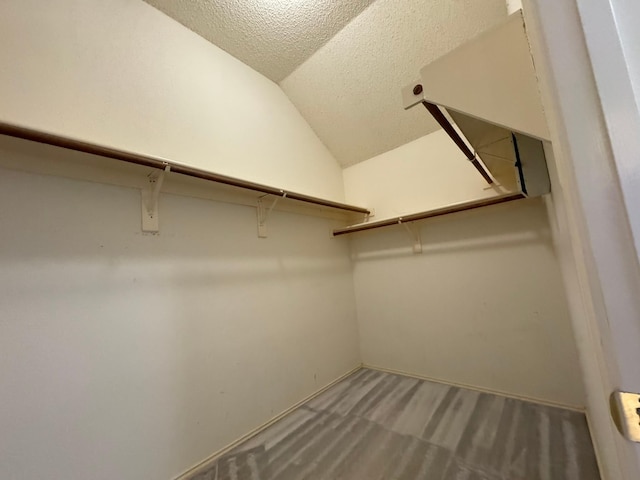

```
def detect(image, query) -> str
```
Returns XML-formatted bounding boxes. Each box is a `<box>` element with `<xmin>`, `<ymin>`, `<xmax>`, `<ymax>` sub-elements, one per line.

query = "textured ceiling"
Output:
<box><xmin>142</xmin><ymin>0</ymin><xmax>376</xmax><ymax>82</ymax></box>
<box><xmin>280</xmin><ymin>0</ymin><xmax>508</xmax><ymax>166</ymax></box>
<box><xmin>144</xmin><ymin>0</ymin><xmax>507</xmax><ymax>167</ymax></box>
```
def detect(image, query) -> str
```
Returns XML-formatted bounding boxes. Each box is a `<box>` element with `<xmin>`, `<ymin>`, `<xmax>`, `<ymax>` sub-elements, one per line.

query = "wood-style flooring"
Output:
<box><xmin>190</xmin><ymin>368</ymin><xmax>600</xmax><ymax>480</ymax></box>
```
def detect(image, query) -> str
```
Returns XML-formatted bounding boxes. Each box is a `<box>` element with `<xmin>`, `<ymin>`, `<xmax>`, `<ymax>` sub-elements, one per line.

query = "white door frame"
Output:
<box><xmin>576</xmin><ymin>0</ymin><xmax>640</xmax><ymax>266</ymax></box>
<box><xmin>524</xmin><ymin>0</ymin><xmax>640</xmax><ymax>478</ymax></box>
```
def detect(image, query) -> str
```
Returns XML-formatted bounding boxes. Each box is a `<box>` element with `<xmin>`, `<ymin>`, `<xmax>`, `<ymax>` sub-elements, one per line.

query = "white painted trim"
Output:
<box><xmin>522</xmin><ymin>0</ymin><xmax>640</xmax><ymax>477</ymax></box>
<box><xmin>364</xmin><ymin>364</ymin><xmax>585</xmax><ymax>412</ymax></box>
<box><xmin>576</xmin><ymin>0</ymin><xmax>640</xmax><ymax>264</ymax></box>
<box><xmin>173</xmin><ymin>365</ymin><xmax>363</xmax><ymax>480</ymax></box>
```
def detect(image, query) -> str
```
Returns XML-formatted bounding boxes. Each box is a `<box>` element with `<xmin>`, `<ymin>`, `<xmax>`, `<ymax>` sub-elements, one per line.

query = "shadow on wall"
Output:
<box><xmin>350</xmin><ymin>198</ymin><xmax>555</xmax><ymax>261</ymax></box>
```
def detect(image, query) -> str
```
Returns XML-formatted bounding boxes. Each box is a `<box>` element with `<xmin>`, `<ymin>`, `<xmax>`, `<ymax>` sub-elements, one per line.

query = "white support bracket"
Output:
<box><xmin>401</xmin><ymin>79</ymin><xmax>426</xmax><ymax>110</ymax></box>
<box><xmin>399</xmin><ymin>219</ymin><xmax>422</xmax><ymax>254</ymax></box>
<box><xmin>141</xmin><ymin>164</ymin><xmax>170</xmax><ymax>233</ymax></box>
<box><xmin>363</xmin><ymin>208</ymin><xmax>375</xmax><ymax>223</ymax></box>
<box><xmin>257</xmin><ymin>192</ymin><xmax>286</xmax><ymax>238</ymax></box>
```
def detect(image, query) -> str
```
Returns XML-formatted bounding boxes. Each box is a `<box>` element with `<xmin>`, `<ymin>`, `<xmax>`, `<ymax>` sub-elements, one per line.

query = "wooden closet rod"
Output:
<box><xmin>0</xmin><ymin>121</ymin><xmax>370</xmax><ymax>215</ymax></box>
<box><xmin>332</xmin><ymin>193</ymin><xmax>525</xmax><ymax>236</ymax></box>
<box><xmin>421</xmin><ymin>101</ymin><xmax>494</xmax><ymax>185</ymax></box>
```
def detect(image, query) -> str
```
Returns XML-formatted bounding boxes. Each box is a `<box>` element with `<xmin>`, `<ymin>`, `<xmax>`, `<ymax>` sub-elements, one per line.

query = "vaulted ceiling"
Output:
<box><xmin>143</xmin><ymin>0</ymin><xmax>376</xmax><ymax>82</ymax></box>
<box><xmin>143</xmin><ymin>0</ymin><xmax>507</xmax><ymax>166</ymax></box>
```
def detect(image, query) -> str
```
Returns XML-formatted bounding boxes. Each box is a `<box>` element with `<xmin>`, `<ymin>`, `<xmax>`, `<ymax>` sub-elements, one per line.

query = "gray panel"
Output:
<box><xmin>513</xmin><ymin>132</ymin><xmax>551</xmax><ymax>197</ymax></box>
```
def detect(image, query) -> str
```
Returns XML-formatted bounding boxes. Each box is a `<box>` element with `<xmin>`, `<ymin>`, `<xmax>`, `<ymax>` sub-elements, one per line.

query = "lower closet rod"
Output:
<box><xmin>333</xmin><ymin>193</ymin><xmax>525</xmax><ymax>236</ymax></box>
<box><xmin>0</xmin><ymin>121</ymin><xmax>370</xmax><ymax>215</ymax></box>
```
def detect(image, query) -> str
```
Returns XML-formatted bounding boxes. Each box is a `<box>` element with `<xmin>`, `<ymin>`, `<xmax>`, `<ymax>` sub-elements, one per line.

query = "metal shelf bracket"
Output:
<box><xmin>400</xmin><ymin>220</ymin><xmax>422</xmax><ymax>254</ymax></box>
<box><xmin>257</xmin><ymin>192</ymin><xmax>286</xmax><ymax>238</ymax></box>
<box><xmin>141</xmin><ymin>164</ymin><xmax>170</xmax><ymax>232</ymax></box>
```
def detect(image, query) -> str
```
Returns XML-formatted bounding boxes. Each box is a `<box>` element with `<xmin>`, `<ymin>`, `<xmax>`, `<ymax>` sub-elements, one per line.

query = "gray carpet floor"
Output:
<box><xmin>190</xmin><ymin>368</ymin><xmax>600</xmax><ymax>480</ymax></box>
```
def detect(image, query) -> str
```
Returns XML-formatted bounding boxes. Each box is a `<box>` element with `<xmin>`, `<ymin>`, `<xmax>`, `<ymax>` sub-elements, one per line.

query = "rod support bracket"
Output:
<box><xmin>402</xmin><ymin>80</ymin><xmax>426</xmax><ymax>110</ymax></box>
<box><xmin>364</xmin><ymin>208</ymin><xmax>375</xmax><ymax>223</ymax></box>
<box><xmin>257</xmin><ymin>191</ymin><xmax>286</xmax><ymax>238</ymax></box>
<box><xmin>399</xmin><ymin>219</ymin><xmax>422</xmax><ymax>254</ymax></box>
<box><xmin>141</xmin><ymin>164</ymin><xmax>170</xmax><ymax>232</ymax></box>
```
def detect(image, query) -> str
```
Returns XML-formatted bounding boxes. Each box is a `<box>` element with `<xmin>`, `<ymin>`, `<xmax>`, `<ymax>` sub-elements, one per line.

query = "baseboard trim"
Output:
<box><xmin>173</xmin><ymin>364</ymin><xmax>363</xmax><ymax>480</ymax></box>
<box><xmin>364</xmin><ymin>364</ymin><xmax>585</xmax><ymax>412</ymax></box>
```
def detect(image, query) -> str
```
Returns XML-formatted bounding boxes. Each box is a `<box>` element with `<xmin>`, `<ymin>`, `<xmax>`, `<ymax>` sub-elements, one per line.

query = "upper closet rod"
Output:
<box><xmin>417</xmin><ymin>94</ymin><xmax>493</xmax><ymax>185</ymax></box>
<box><xmin>333</xmin><ymin>193</ymin><xmax>524</xmax><ymax>236</ymax></box>
<box><xmin>0</xmin><ymin>122</ymin><xmax>370</xmax><ymax>215</ymax></box>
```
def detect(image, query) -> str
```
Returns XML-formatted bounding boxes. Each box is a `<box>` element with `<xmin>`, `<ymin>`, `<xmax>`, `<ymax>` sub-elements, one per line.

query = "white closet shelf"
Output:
<box><xmin>0</xmin><ymin>121</ymin><xmax>370</xmax><ymax>216</ymax></box>
<box><xmin>333</xmin><ymin>193</ymin><xmax>525</xmax><ymax>236</ymax></box>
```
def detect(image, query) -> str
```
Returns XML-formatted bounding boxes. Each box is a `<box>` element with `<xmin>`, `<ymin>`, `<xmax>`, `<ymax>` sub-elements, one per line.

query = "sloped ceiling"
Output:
<box><xmin>281</xmin><ymin>0</ymin><xmax>508</xmax><ymax>166</ymax></box>
<box><xmin>144</xmin><ymin>0</ymin><xmax>507</xmax><ymax>167</ymax></box>
<box><xmin>143</xmin><ymin>0</ymin><xmax>376</xmax><ymax>82</ymax></box>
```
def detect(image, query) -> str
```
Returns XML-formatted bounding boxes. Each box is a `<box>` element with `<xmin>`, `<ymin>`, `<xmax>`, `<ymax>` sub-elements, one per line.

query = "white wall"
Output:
<box><xmin>0</xmin><ymin>0</ymin><xmax>344</xmax><ymax>201</ymax></box>
<box><xmin>0</xmin><ymin>153</ymin><xmax>360</xmax><ymax>480</ymax></box>
<box><xmin>342</xmin><ymin>127</ymin><xmax>584</xmax><ymax>407</ymax></box>
<box><xmin>350</xmin><ymin>197</ymin><xmax>585</xmax><ymax>407</ymax></box>
<box><xmin>0</xmin><ymin>0</ymin><xmax>360</xmax><ymax>478</ymax></box>
<box><xmin>0</xmin><ymin>0</ymin><xmax>594</xmax><ymax>477</ymax></box>
<box><xmin>343</xmin><ymin>130</ymin><xmax>506</xmax><ymax>221</ymax></box>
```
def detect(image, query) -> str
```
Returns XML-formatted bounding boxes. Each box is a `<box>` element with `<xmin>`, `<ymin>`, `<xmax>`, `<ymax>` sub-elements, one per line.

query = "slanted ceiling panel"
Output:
<box><xmin>280</xmin><ymin>0</ymin><xmax>508</xmax><ymax>167</ymax></box>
